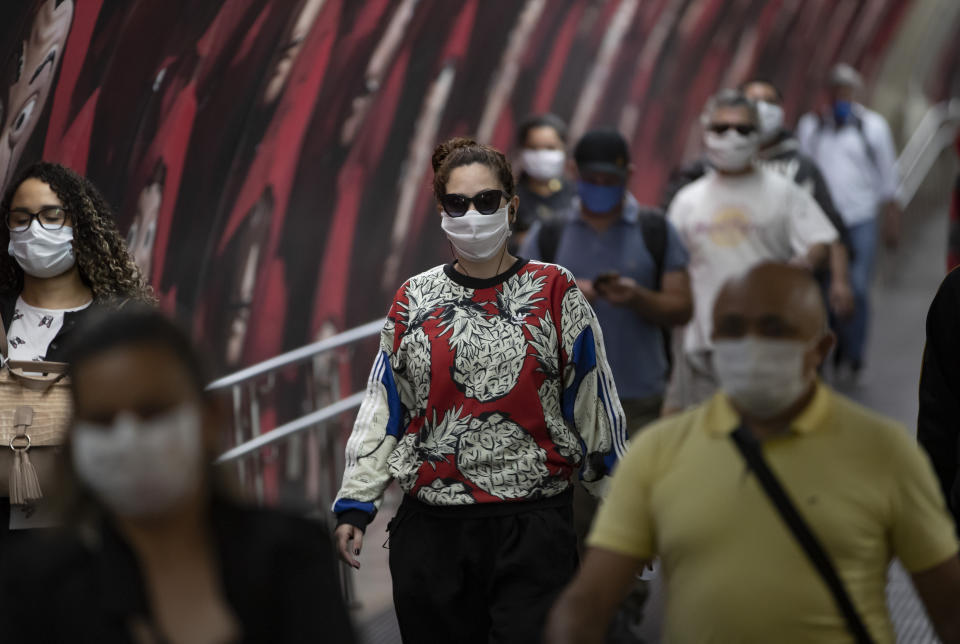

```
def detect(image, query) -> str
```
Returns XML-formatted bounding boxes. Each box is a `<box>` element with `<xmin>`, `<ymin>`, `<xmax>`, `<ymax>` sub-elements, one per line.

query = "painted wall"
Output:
<box><xmin>0</xmin><ymin>0</ymin><xmax>953</xmax><ymax>376</ymax></box>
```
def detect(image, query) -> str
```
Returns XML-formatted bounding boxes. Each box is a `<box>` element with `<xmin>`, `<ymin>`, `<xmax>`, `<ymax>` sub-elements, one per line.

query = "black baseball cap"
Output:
<box><xmin>574</xmin><ymin>128</ymin><xmax>630</xmax><ymax>177</ymax></box>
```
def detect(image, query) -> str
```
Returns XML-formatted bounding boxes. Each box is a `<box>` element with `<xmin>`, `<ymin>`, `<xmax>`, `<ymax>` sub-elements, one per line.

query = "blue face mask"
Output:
<box><xmin>832</xmin><ymin>100</ymin><xmax>852</xmax><ymax>124</ymax></box>
<box><xmin>577</xmin><ymin>180</ymin><xmax>625</xmax><ymax>214</ymax></box>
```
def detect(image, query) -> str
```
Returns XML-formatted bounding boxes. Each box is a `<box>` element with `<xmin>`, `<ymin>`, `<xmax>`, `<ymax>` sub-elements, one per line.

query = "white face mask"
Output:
<box><xmin>755</xmin><ymin>101</ymin><xmax>785</xmax><ymax>144</ymax></box>
<box><xmin>8</xmin><ymin>222</ymin><xmax>75</xmax><ymax>278</ymax></box>
<box><xmin>713</xmin><ymin>336</ymin><xmax>817</xmax><ymax>419</ymax></box>
<box><xmin>704</xmin><ymin>130</ymin><xmax>758</xmax><ymax>172</ymax></box>
<box><xmin>72</xmin><ymin>404</ymin><xmax>205</xmax><ymax>518</ymax></box>
<box><xmin>520</xmin><ymin>148</ymin><xmax>566</xmax><ymax>181</ymax></box>
<box><xmin>441</xmin><ymin>205</ymin><xmax>511</xmax><ymax>262</ymax></box>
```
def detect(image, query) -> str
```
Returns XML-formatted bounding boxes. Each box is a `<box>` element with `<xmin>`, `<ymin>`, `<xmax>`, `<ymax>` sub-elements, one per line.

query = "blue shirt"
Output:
<box><xmin>519</xmin><ymin>195</ymin><xmax>690</xmax><ymax>399</ymax></box>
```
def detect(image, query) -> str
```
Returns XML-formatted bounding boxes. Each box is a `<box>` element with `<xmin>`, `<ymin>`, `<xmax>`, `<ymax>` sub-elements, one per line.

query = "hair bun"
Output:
<box><xmin>432</xmin><ymin>136</ymin><xmax>478</xmax><ymax>171</ymax></box>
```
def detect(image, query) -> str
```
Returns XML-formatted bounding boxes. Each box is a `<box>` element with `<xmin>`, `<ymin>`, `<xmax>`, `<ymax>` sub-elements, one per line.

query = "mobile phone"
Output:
<box><xmin>593</xmin><ymin>271</ymin><xmax>619</xmax><ymax>289</ymax></box>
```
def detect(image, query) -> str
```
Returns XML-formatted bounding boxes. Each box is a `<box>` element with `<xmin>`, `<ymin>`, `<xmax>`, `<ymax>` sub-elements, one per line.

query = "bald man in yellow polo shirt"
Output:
<box><xmin>546</xmin><ymin>263</ymin><xmax>960</xmax><ymax>644</ymax></box>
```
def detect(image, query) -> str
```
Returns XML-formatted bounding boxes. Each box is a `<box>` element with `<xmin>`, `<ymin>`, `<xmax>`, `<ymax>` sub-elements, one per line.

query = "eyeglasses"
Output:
<box><xmin>5</xmin><ymin>206</ymin><xmax>69</xmax><ymax>232</ymax></box>
<box><xmin>440</xmin><ymin>189</ymin><xmax>507</xmax><ymax>217</ymax></box>
<box><xmin>708</xmin><ymin>123</ymin><xmax>756</xmax><ymax>136</ymax></box>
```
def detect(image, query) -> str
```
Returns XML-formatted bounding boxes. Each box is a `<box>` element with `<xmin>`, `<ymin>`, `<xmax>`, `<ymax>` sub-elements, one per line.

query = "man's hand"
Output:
<box><xmin>596</xmin><ymin>275</ymin><xmax>639</xmax><ymax>306</ymax></box>
<box><xmin>576</xmin><ymin>278</ymin><xmax>598</xmax><ymax>304</ymax></box>
<box><xmin>882</xmin><ymin>201</ymin><xmax>902</xmax><ymax>250</ymax></box>
<box><xmin>334</xmin><ymin>524</ymin><xmax>364</xmax><ymax>569</ymax></box>
<box><xmin>544</xmin><ymin>548</ymin><xmax>645</xmax><ymax>644</ymax></box>
<box><xmin>829</xmin><ymin>277</ymin><xmax>854</xmax><ymax>319</ymax></box>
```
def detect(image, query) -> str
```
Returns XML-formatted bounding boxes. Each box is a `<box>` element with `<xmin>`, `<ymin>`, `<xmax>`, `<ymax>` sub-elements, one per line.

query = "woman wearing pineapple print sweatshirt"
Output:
<box><xmin>334</xmin><ymin>137</ymin><xmax>627</xmax><ymax>642</ymax></box>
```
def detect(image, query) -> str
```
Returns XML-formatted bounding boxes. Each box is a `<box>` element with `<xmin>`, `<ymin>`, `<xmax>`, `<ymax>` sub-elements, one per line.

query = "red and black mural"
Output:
<box><xmin>0</xmin><ymin>0</ymin><xmax>954</xmax><ymax>377</ymax></box>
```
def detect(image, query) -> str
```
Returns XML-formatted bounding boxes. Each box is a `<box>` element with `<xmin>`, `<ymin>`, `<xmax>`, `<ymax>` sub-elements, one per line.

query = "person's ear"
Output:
<box><xmin>810</xmin><ymin>331</ymin><xmax>836</xmax><ymax>372</ymax></box>
<box><xmin>626</xmin><ymin>164</ymin><xmax>635</xmax><ymax>184</ymax></box>
<box><xmin>509</xmin><ymin>194</ymin><xmax>519</xmax><ymax>225</ymax></box>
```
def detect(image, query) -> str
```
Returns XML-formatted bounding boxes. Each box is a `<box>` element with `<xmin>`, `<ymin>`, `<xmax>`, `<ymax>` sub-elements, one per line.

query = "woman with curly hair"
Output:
<box><xmin>0</xmin><ymin>161</ymin><xmax>152</xmax><ymax>534</ymax></box>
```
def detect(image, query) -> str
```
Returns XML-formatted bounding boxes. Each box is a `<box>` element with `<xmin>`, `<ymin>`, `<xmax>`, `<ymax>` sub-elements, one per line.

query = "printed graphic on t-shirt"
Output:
<box><xmin>6</xmin><ymin>298</ymin><xmax>90</xmax><ymax>363</ymax></box>
<box><xmin>701</xmin><ymin>207</ymin><xmax>752</xmax><ymax>247</ymax></box>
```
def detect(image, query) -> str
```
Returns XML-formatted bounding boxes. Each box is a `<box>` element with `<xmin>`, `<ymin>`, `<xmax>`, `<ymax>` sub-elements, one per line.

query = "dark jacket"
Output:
<box><xmin>0</xmin><ymin>501</ymin><xmax>356</xmax><ymax>643</ymax></box>
<box><xmin>919</xmin><ymin>268</ymin><xmax>960</xmax><ymax>533</ymax></box>
<box><xmin>659</xmin><ymin>130</ymin><xmax>854</xmax><ymax>257</ymax></box>
<box><xmin>0</xmin><ymin>293</ymin><xmax>99</xmax><ymax>362</ymax></box>
<box><xmin>514</xmin><ymin>175</ymin><xmax>577</xmax><ymax>233</ymax></box>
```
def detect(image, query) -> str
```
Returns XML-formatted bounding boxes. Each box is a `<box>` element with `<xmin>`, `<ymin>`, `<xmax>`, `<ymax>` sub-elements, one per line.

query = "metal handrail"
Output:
<box><xmin>207</xmin><ymin>319</ymin><xmax>384</xmax><ymax>391</ymax></box>
<box><xmin>211</xmin><ymin>318</ymin><xmax>384</xmax><ymax>464</ymax></box>
<box><xmin>216</xmin><ymin>391</ymin><xmax>366</xmax><ymax>464</ymax></box>
<box><xmin>896</xmin><ymin>98</ymin><xmax>960</xmax><ymax>208</ymax></box>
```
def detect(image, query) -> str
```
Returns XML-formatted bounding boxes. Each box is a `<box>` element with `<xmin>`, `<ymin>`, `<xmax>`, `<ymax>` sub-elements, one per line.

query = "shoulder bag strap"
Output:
<box><xmin>730</xmin><ymin>425</ymin><xmax>875</xmax><ymax>644</ymax></box>
<box><xmin>0</xmin><ymin>308</ymin><xmax>7</xmax><ymax>360</ymax></box>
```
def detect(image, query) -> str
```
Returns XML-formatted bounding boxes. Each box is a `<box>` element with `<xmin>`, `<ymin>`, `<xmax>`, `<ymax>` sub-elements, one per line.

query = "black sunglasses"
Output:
<box><xmin>708</xmin><ymin>123</ymin><xmax>756</xmax><ymax>136</ymax></box>
<box><xmin>441</xmin><ymin>189</ymin><xmax>507</xmax><ymax>217</ymax></box>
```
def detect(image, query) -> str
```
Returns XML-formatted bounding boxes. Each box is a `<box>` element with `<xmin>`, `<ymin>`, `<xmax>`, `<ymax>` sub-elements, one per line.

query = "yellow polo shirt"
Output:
<box><xmin>588</xmin><ymin>384</ymin><xmax>958</xmax><ymax>643</ymax></box>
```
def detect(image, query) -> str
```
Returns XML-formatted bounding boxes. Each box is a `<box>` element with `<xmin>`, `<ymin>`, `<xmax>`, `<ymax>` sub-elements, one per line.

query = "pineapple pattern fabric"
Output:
<box><xmin>334</xmin><ymin>259</ymin><xmax>627</xmax><ymax>521</ymax></box>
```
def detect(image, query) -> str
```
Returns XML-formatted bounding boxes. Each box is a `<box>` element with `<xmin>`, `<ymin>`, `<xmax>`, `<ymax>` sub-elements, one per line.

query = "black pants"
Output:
<box><xmin>388</xmin><ymin>495</ymin><xmax>578</xmax><ymax>644</ymax></box>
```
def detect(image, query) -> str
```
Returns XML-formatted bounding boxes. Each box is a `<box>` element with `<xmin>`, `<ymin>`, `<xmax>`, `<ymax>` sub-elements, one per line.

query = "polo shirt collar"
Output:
<box><xmin>702</xmin><ymin>381</ymin><xmax>831</xmax><ymax>437</ymax></box>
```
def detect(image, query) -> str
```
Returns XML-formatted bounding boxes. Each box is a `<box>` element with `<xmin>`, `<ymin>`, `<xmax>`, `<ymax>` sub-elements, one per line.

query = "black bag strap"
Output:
<box><xmin>638</xmin><ymin>209</ymin><xmax>667</xmax><ymax>289</ymax></box>
<box><xmin>730</xmin><ymin>425</ymin><xmax>875</xmax><ymax>644</ymax></box>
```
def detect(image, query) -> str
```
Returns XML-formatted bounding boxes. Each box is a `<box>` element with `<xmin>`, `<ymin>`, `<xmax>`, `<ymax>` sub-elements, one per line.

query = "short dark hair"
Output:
<box><xmin>65</xmin><ymin>307</ymin><xmax>209</xmax><ymax>396</ymax></box>
<box><xmin>515</xmin><ymin>113</ymin><xmax>568</xmax><ymax>147</ymax></box>
<box><xmin>701</xmin><ymin>88</ymin><xmax>759</xmax><ymax>126</ymax></box>
<box><xmin>740</xmin><ymin>79</ymin><xmax>783</xmax><ymax>101</ymax></box>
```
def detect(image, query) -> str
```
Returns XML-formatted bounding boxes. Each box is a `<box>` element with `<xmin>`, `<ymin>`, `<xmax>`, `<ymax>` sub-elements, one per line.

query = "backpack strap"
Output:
<box><xmin>637</xmin><ymin>209</ymin><xmax>668</xmax><ymax>289</ymax></box>
<box><xmin>851</xmin><ymin>114</ymin><xmax>879</xmax><ymax>171</ymax></box>
<box><xmin>637</xmin><ymin>209</ymin><xmax>673</xmax><ymax>367</ymax></box>
<box><xmin>813</xmin><ymin>111</ymin><xmax>879</xmax><ymax>172</ymax></box>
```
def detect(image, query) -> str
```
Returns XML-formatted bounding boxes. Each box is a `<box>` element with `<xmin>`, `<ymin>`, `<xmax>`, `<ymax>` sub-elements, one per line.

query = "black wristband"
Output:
<box><xmin>336</xmin><ymin>509</ymin><xmax>371</xmax><ymax>533</ymax></box>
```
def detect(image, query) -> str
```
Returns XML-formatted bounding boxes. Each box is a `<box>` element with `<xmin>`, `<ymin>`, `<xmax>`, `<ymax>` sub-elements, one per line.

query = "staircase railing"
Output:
<box><xmin>208</xmin><ymin>318</ymin><xmax>384</xmax><ymax>606</ymax></box>
<box><xmin>896</xmin><ymin>98</ymin><xmax>960</xmax><ymax>209</ymax></box>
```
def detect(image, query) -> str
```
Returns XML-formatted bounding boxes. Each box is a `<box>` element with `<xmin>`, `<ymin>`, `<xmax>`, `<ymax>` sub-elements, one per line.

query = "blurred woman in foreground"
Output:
<box><xmin>0</xmin><ymin>308</ymin><xmax>354</xmax><ymax>643</ymax></box>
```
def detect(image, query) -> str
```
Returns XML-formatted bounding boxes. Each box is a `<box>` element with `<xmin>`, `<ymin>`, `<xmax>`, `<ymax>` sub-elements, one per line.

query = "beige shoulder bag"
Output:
<box><xmin>0</xmin><ymin>317</ymin><xmax>72</xmax><ymax>505</ymax></box>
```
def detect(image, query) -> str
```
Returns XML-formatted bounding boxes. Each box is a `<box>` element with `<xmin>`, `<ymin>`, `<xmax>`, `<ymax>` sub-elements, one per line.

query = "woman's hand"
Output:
<box><xmin>334</xmin><ymin>524</ymin><xmax>364</xmax><ymax>569</ymax></box>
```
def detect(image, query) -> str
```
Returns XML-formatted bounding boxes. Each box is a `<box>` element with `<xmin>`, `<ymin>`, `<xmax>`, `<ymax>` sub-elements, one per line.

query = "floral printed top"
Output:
<box><xmin>334</xmin><ymin>259</ymin><xmax>626</xmax><ymax>528</ymax></box>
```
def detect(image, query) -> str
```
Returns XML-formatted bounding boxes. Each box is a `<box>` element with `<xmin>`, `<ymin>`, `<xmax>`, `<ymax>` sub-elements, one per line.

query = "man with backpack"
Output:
<box><xmin>521</xmin><ymin>128</ymin><xmax>692</xmax><ymax>437</ymax></box>
<box><xmin>797</xmin><ymin>63</ymin><xmax>901</xmax><ymax>378</ymax></box>
<box><xmin>521</xmin><ymin>127</ymin><xmax>691</xmax><ymax>642</ymax></box>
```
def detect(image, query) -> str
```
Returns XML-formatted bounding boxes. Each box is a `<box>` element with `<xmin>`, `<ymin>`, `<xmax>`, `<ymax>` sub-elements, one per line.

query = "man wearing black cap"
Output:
<box><xmin>522</xmin><ymin>128</ymin><xmax>692</xmax><ymax>439</ymax></box>
<box><xmin>521</xmin><ymin>127</ymin><xmax>692</xmax><ymax>640</ymax></box>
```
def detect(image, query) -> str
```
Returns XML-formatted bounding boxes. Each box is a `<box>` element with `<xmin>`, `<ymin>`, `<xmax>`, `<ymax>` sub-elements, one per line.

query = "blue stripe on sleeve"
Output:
<box><xmin>333</xmin><ymin>498</ymin><xmax>377</xmax><ymax>516</ymax></box>
<box><xmin>562</xmin><ymin>326</ymin><xmax>598</xmax><ymax>423</ymax></box>
<box><xmin>379</xmin><ymin>350</ymin><xmax>405</xmax><ymax>438</ymax></box>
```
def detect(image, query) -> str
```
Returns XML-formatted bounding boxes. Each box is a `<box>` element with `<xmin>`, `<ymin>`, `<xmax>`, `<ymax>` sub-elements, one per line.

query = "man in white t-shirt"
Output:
<box><xmin>664</xmin><ymin>89</ymin><xmax>837</xmax><ymax>412</ymax></box>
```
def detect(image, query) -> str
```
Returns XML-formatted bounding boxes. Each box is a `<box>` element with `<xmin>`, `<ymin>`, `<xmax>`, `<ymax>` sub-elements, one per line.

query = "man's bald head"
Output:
<box><xmin>713</xmin><ymin>263</ymin><xmax>828</xmax><ymax>342</ymax></box>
